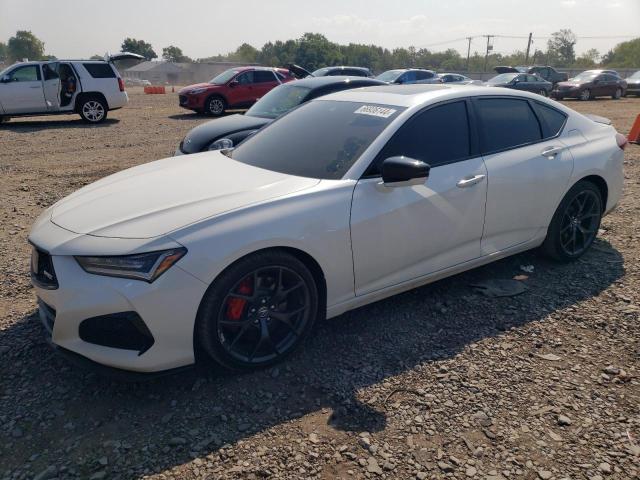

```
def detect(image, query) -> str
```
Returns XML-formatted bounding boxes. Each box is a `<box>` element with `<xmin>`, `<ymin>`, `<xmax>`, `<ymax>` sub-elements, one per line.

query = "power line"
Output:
<box><xmin>418</xmin><ymin>33</ymin><xmax>637</xmax><ymax>49</ymax></box>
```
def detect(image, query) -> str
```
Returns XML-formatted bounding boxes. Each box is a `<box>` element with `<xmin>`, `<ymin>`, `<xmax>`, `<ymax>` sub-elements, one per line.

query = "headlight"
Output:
<box><xmin>189</xmin><ymin>88</ymin><xmax>207</xmax><ymax>95</ymax></box>
<box><xmin>75</xmin><ymin>248</ymin><xmax>187</xmax><ymax>283</ymax></box>
<box><xmin>208</xmin><ymin>138</ymin><xmax>234</xmax><ymax>151</ymax></box>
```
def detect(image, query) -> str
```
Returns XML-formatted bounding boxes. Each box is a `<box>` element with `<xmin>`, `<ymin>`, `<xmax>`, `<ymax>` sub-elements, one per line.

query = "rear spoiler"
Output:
<box><xmin>584</xmin><ymin>113</ymin><xmax>612</xmax><ymax>125</ymax></box>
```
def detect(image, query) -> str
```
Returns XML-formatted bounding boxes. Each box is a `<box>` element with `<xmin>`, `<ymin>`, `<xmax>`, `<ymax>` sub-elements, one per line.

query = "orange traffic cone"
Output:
<box><xmin>628</xmin><ymin>113</ymin><xmax>640</xmax><ymax>144</ymax></box>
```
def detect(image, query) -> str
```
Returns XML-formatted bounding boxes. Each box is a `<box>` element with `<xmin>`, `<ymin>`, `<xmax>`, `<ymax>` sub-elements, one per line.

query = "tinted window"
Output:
<box><xmin>527</xmin><ymin>75</ymin><xmax>539</xmax><ymax>82</ymax></box>
<box><xmin>42</xmin><ymin>64</ymin><xmax>59</xmax><ymax>80</ymax></box>
<box><xmin>8</xmin><ymin>65</ymin><xmax>40</xmax><ymax>82</ymax></box>
<box><xmin>343</xmin><ymin>69</ymin><xmax>367</xmax><ymax>77</ymax></box>
<box><xmin>402</xmin><ymin>71</ymin><xmax>417</xmax><ymax>83</ymax></box>
<box><xmin>369</xmin><ymin>101</ymin><xmax>470</xmax><ymax>174</ymax></box>
<box><xmin>83</xmin><ymin>63</ymin><xmax>115</xmax><ymax>78</ymax></box>
<box><xmin>376</xmin><ymin>70</ymin><xmax>404</xmax><ymax>82</ymax></box>
<box><xmin>488</xmin><ymin>73</ymin><xmax>518</xmax><ymax>84</ymax></box>
<box><xmin>535</xmin><ymin>102</ymin><xmax>567</xmax><ymax>138</ymax></box>
<box><xmin>231</xmin><ymin>100</ymin><xmax>404</xmax><ymax>180</ymax></box>
<box><xmin>476</xmin><ymin>98</ymin><xmax>542</xmax><ymax>153</ymax></box>
<box><xmin>415</xmin><ymin>71</ymin><xmax>434</xmax><ymax>80</ymax></box>
<box><xmin>236</xmin><ymin>71</ymin><xmax>254</xmax><ymax>84</ymax></box>
<box><xmin>254</xmin><ymin>70</ymin><xmax>276</xmax><ymax>83</ymax></box>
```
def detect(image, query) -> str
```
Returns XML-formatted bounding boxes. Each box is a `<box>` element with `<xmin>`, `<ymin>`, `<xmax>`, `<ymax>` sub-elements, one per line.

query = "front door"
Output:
<box><xmin>42</xmin><ymin>62</ymin><xmax>61</xmax><ymax>110</ymax></box>
<box><xmin>350</xmin><ymin>100</ymin><xmax>487</xmax><ymax>295</ymax></box>
<box><xmin>473</xmin><ymin>97</ymin><xmax>574</xmax><ymax>254</ymax></box>
<box><xmin>226</xmin><ymin>71</ymin><xmax>256</xmax><ymax>108</ymax></box>
<box><xmin>0</xmin><ymin>64</ymin><xmax>46</xmax><ymax>113</ymax></box>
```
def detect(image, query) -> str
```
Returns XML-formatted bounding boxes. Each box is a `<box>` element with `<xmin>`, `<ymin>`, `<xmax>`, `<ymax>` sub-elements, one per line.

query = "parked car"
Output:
<box><xmin>552</xmin><ymin>70</ymin><xmax>627</xmax><ymax>100</ymax></box>
<box><xmin>495</xmin><ymin>66</ymin><xmax>568</xmax><ymax>85</ymax></box>
<box><xmin>624</xmin><ymin>71</ymin><xmax>640</xmax><ymax>96</ymax></box>
<box><xmin>124</xmin><ymin>77</ymin><xmax>151</xmax><ymax>87</ymax></box>
<box><xmin>485</xmin><ymin>72</ymin><xmax>553</xmax><ymax>96</ymax></box>
<box><xmin>29</xmin><ymin>84</ymin><xmax>626</xmax><ymax>375</ymax></box>
<box><xmin>178</xmin><ymin>67</ymin><xmax>296</xmax><ymax>116</ymax></box>
<box><xmin>311</xmin><ymin>66</ymin><xmax>373</xmax><ymax>77</ymax></box>
<box><xmin>176</xmin><ymin>76</ymin><xmax>385</xmax><ymax>155</ymax></box>
<box><xmin>0</xmin><ymin>52</ymin><xmax>142</xmax><ymax>124</ymax></box>
<box><xmin>376</xmin><ymin>69</ymin><xmax>439</xmax><ymax>84</ymax></box>
<box><xmin>436</xmin><ymin>73</ymin><xmax>482</xmax><ymax>85</ymax></box>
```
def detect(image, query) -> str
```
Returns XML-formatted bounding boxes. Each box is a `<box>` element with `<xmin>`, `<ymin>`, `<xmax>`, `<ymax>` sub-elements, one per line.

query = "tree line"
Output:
<box><xmin>1</xmin><ymin>30</ymin><xmax>639</xmax><ymax>72</ymax></box>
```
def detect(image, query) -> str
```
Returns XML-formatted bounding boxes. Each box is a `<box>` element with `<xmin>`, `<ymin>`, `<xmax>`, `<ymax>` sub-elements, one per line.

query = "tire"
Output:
<box><xmin>579</xmin><ymin>89</ymin><xmax>591</xmax><ymax>101</ymax></box>
<box><xmin>612</xmin><ymin>88</ymin><xmax>622</xmax><ymax>100</ymax></box>
<box><xmin>539</xmin><ymin>89</ymin><xmax>548</xmax><ymax>97</ymax></box>
<box><xmin>0</xmin><ymin>116</ymin><xmax>9</xmax><ymax>124</ymax></box>
<box><xmin>542</xmin><ymin>180</ymin><xmax>603</xmax><ymax>262</ymax></box>
<box><xmin>196</xmin><ymin>250</ymin><xmax>319</xmax><ymax>371</ymax></box>
<box><xmin>78</xmin><ymin>96</ymin><xmax>108</xmax><ymax>123</ymax></box>
<box><xmin>205</xmin><ymin>95</ymin><xmax>226</xmax><ymax>116</ymax></box>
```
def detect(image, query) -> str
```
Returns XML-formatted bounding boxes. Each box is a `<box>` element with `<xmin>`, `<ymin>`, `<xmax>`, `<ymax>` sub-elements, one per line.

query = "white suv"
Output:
<box><xmin>0</xmin><ymin>53</ymin><xmax>142</xmax><ymax>124</ymax></box>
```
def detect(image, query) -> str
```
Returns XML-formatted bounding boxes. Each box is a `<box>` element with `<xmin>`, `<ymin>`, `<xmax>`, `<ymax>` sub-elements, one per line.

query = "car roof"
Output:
<box><xmin>317</xmin><ymin>83</ymin><xmax>549</xmax><ymax>108</ymax></box>
<box><xmin>316</xmin><ymin>66</ymin><xmax>370</xmax><ymax>71</ymax></box>
<box><xmin>291</xmin><ymin>76</ymin><xmax>384</xmax><ymax>88</ymax></box>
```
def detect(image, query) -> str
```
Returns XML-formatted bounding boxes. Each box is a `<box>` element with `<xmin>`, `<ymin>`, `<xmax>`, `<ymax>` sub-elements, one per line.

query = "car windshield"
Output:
<box><xmin>376</xmin><ymin>70</ymin><xmax>404</xmax><ymax>82</ymax></box>
<box><xmin>570</xmin><ymin>72</ymin><xmax>598</xmax><ymax>81</ymax></box>
<box><xmin>488</xmin><ymin>73</ymin><xmax>518</xmax><ymax>84</ymax></box>
<box><xmin>628</xmin><ymin>71</ymin><xmax>640</xmax><ymax>80</ymax></box>
<box><xmin>229</xmin><ymin>100</ymin><xmax>404</xmax><ymax>180</ymax></box>
<box><xmin>209</xmin><ymin>69</ymin><xmax>240</xmax><ymax>85</ymax></box>
<box><xmin>246</xmin><ymin>84</ymin><xmax>311</xmax><ymax>119</ymax></box>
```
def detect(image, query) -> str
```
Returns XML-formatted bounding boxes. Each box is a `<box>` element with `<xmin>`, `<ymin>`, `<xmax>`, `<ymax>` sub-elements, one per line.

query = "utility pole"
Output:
<box><xmin>483</xmin><ymin>35</ymin><xmax>494</xmax><ymax>72</ymax></box>
<box><xmin>524</xmin><ymin>32</ymin><xmax>533</xmax><ymax>64</ymax></box>
<box><xmin>466</xmin><ymin>37</ymin><xmax>472</xmax><ymax>72</ymax></box>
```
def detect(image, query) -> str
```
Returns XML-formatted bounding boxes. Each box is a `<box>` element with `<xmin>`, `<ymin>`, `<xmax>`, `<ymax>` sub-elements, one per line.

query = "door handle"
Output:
<box><xmin>456</xmin><ymin>174</ymin><xmax>486</xmax><ymax>188</ymax></box>
<box><xmin>541</xmin><ymin>145</ymin><xmax>565</xmax><ymax>158</ymax></box>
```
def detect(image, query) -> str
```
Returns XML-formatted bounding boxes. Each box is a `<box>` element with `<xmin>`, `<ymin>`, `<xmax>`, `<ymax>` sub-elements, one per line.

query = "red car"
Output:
<box><xmin>178</xmin><ymin>67</ymin><xmax>295</xmax><ymax>116</ymax></box>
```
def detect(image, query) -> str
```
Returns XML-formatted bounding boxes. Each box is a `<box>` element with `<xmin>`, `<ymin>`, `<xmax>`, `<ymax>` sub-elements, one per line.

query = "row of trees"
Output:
<box><xmin>1</xmin><ymin>30</ymin><xmax>638</xmax><ymax>72</ymax></box>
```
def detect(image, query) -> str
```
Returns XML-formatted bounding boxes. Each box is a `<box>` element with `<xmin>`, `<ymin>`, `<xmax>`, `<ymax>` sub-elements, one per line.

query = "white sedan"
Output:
<box><xmin>29</xmin><ymin>85</ymin><xmax>626</xmax><ymax>375</ymax></box>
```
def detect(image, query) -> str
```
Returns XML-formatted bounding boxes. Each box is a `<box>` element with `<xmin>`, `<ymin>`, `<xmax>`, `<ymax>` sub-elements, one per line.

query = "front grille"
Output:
<box><xmin>79</xmin><ymin>312</ymin><xmax>155</xmax><ymax>355</ymax></box>
<box><xmin>30</xmin><ymin>247</ymin><xmax>58</xmax><ymax>289</ymax></box>
<box><xmin>37</xmin><ymin>299</ymin><xmax>56</xmax><ymax>336</ymax></box>
<box><xmin>179</xmin><ymin>95</ymin><xmax>188</xmax><ymax>105</ymax></box>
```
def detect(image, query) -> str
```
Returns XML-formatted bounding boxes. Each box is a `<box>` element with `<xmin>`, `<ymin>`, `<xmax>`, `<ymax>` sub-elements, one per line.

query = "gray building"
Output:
<box><xmin>124</xmin><ymin>61</ymin><xmax>261</xmax><ymax>85</ymax></box>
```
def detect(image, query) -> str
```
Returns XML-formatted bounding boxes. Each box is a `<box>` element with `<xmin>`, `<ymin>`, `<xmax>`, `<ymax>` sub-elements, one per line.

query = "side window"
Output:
<box><xmin>476</xmin><ymin>98</ymin><xmax>542</xmax><ymax>153</ymax></box>
<box><xmin>415</xmin><ymin>71</ymin><xmax>433</xmax><ymax>80</ymax></box>
<box><xmin>370</xmin><ymin>101</ymin><xmax>471</xmax><ymax>175</ymax></box>
<box><xmin>42</xmin><ymin>64</ymin><xmax>59</xmax><ymax>81</ymax></box>
<box><xmin>344</xmin><ymin>69</ymin><xmax>365</xmax><ymax>77</ymax></box>
<box><xmin>7</xmin><ymin>65</ymin><xmax>41</xmax><ymax>82</ymax></box>
<box><xmin>527</xmin><ymin>75</ymin><xmax>539</xmax><ymax>82</ymax></box>
<box><xmin>401</xmin><ymin>71</ymin><xmax>417</xmax><ymax>83</ymax></box>
<box><xmin>534</xmin><ymin>102</ymin><xmax>567</xmax><ymax>139</ymax></box>
<box><xmin>236</xmin><ymin>72</ymin><xmax>254</xmax><ymax>84</ymax></box>
<box><xmin>83</xmin><ymin>63</ymin><xmax>116</xmax><ymax>78</ymax></box>
<box><xmin>254</xmin><ymin>71</ymin><xmax>276</xmax><ymax>83</ymax></box>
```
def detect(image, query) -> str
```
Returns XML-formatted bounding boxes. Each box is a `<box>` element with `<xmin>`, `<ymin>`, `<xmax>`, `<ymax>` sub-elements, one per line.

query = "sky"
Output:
<box><xmin>1</xmin><ymin>0</ymin><xmax>638</xmax><ymax>60</ymax></box>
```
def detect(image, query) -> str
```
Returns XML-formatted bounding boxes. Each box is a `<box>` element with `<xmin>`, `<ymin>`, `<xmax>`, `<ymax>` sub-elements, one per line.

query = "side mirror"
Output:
<box><xmin>381</xmin><ymin>156</ymin><xmax>430</xmax><ymax>187</ymax></box>
<box><xmin>229</xmin><ymin>80</ymin><xmax>239</xmax><ymax>88</ymax></box>
<box><xmin>394</xmin><ymin>78</ymin><xmax>404</xmax><ymax>85</ymax></box>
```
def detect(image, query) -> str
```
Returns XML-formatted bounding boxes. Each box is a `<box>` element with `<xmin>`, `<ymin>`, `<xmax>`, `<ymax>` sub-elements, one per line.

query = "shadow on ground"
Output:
<box><xmin>1</xmin><ymin>118</ymin><xmax>120</xmax><ymax>132</ymax></box>
<box><xmin>0</xmin><ymin>239</ymin><xmax>624</xmax><ymax>477</ymax></box>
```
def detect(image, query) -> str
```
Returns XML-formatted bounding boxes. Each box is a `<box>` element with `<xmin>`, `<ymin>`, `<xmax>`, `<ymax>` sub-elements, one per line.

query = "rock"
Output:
<box><xmin>33</xmin><ymin>466</ymin><xmax>57</xmax><ymax>480</ymax></box>
<box><xmin>11</xmin><ymin>427</ymin><xmax>23</xmax><ymax>438</ymax></box>
<box><xmin>237</xmin><ymin>423</ymin><xmax>251</xmax><ymax>432</ymax></box>
<box><xmin>538</xmin><ymin>470</ymin><xmax>553</xmax><ymax>480</ymax></box>
<box><xmin>557</xmin><ymin>415</ymin><xmax>572</xmax><ymax>426</ymax></box>
<box><xmin>98</xmin><ymin>456</ymin><xmax>108</xmax><ymax>466</ymax></box>
<box><xmin>466</xmin><ymin>465</ymin><xmax>477</xmax><ymax>477</ymax></box>
<box><xmin>438</xmin><ymin>461</ymin><xmax>454</xmax><ymax>473</ymax></box>
<box><xmin>599</xmin><ymin>463</ymin><xmax>612</xmax><ymax>474</ymax></box>
<box><xmin>89</xmin><ymin>471</ymin><xmax>107</xmax><ymax>480</ymax></box>
<box><xmin>536</xmin><ymin>353</ymin><xmax>561</xmax><ymax>361</ymax></box>
<box><xmin>603</xmin><ymin>365</ymin><xmax>620</xmax><ymax>375</ymax></box>
<box><xmin>309</xmin><ymin>433</ymin><xmax>320</xmax><ymax>444</ymax></box>
<box><xmin>416</xmin><ymin>473</ymin><xmax>428</xmax><ymax>480</ymax></box>
<box><xmin>367</xmin><ymin>457</ymin><xmax>383</xmax><ymax>475</ymax></box>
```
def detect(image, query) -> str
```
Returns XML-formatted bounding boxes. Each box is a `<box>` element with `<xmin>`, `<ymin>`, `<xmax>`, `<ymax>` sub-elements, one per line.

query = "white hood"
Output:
<box><xmin>50</xmin><ymin>152</ymin><xmax>319</xmax><ymax>239</ymax></box>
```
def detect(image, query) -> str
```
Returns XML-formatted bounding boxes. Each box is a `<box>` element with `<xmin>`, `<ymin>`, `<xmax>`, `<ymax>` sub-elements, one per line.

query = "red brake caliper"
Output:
<box><xmin>226</xmin><ymin>276</ymin><xmax>253</xmax><ymax>321</ymax></box>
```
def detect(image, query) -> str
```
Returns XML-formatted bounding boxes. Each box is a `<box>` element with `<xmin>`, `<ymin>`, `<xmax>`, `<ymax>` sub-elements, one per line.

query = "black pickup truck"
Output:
<box><xmin>494</xmin><ymin>66</ymin><xmax>569</xmax><ymax>85</ymax></box>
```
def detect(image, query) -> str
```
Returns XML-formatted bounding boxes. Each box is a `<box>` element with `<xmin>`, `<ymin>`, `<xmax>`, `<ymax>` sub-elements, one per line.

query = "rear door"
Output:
<box><xmin>0</xmin><ymin>64</ymin><xmax>46</xmax><ymax>113</ymax></box>
<box><xmin>42</xmin><ymin>62</ymin><xmax>61</xmax><ymax>110</ymax></box>
<box><xmin>252</xmin><ymin>70</ymin><xmax>279</xmax><ymax>100</ymax></box>
<box><xmin>475</xmin><ymin>97</ymin><xmax>573</xmax><ymax>253</ymax></box>
<box><xmin>350</xmin><ymin>100</ymin><xmax>488</xmax><ymax>295</ymax></box>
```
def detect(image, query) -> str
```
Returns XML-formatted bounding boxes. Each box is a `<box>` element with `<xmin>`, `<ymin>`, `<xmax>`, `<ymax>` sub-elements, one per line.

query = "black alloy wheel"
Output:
<box><xmin>197</xmin><ymin>251</ymin><xmax>318</xmax><ymax>371</ymax></box>
<box><xmin>542</xmin><ymin>181</ymin><xmax>602</xmax><ymax>261</ymax></box>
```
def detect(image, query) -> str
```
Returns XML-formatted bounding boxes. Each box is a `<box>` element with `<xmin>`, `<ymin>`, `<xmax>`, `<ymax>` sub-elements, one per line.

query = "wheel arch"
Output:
<box><xmin>576</xmin><ymin>174</ymin><xmax>608</xmax><ymax>212</ymax></box>
<box><xmin>75</xmin><ymin>92</ymin><xmax>109</xmax><ymax>111</ymax></box>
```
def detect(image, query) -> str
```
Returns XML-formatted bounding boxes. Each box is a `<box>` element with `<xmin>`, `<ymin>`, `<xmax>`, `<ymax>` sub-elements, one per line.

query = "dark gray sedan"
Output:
<box><xmin>485</xmin><ymin>72</ymin><xmax>553</xmax><ymax>96</ymax></box>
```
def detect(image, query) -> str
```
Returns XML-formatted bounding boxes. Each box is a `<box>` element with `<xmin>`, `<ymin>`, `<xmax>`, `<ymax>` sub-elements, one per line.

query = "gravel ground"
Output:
<box><xmin>0</xmin><ymin>89</ymin><xmax>639</xmax><ymax>480</ymax></box>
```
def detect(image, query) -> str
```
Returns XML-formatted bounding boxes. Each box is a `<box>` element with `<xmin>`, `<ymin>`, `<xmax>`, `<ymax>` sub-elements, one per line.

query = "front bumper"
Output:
<box><xmin>626</xmin><ymin>84</ymin><xmax>640</xmax><ymax>94</ymax></box>
<box><xmin>32</xmin><ymin>244</ymin><xmax>208</xmax><ymax>374</ymax></box>
<box><xmin>179</xmin><ymin>93</ymin><xmax>205</xmax><ymax>111</ymax></box>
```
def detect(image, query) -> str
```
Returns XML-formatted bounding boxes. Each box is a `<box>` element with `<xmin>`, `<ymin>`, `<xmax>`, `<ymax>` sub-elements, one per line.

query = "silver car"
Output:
<box><xmin>437</xmin><ymin>73</ymin><xmax>483</xmax><ymax>85</ymax></box>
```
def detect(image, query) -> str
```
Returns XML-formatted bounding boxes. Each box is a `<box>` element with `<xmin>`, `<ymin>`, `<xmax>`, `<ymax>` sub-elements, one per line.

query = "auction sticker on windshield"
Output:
<box><xmin>354</xmin><ymin>105</ymin><xmax>397</xmax><ymax>118</ymax></box>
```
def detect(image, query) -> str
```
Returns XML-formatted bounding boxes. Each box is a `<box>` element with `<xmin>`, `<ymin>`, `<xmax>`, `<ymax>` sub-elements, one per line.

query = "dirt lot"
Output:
<box><xmin>0</xmin><ymin>89</ymin><xmax>639</xmax><ymax>480</ymax></box>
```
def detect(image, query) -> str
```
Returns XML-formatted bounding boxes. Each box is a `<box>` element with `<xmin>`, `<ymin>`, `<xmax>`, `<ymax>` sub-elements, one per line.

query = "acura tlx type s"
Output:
<box><xmin>29</xmin><ymin>84</ymin><xmax>626</xmax><ymax>375</ymax></box>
